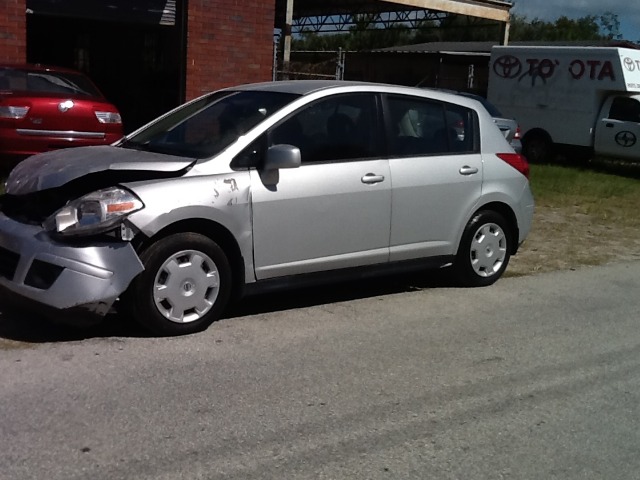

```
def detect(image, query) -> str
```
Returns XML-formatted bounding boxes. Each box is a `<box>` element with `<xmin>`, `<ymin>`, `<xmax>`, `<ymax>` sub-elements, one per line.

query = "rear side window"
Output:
<box><xmin>386</xmin><ymin>95</ymin><xmax>478</xmax><ymax>156</ymax></box>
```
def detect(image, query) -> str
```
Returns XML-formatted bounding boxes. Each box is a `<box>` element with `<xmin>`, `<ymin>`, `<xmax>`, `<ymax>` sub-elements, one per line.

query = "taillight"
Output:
<box><xmin>514</xmin><ymin>125</ymin><xmax>522</xmax><ymax>140</ymax></box>
<box><xmin>0</xmin><ymin>105</ymin><xmax>29</xmax><ymax>119</ymax></box>
<box><xmin>496</xmin><ymin>153</ymin><xmax>529</xmax><ymax>179</ymax></box>
<box><xmin>95</xmin><ymin>111</ymin><xmax>122</xmax><ymax>124</ymax></box>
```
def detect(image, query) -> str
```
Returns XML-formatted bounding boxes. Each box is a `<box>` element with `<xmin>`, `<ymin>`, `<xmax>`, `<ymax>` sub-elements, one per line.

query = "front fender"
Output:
<box><xmin>123</xmin><ymin>173</ymin><xmax>255</xmax><ymax>281</ymax></box>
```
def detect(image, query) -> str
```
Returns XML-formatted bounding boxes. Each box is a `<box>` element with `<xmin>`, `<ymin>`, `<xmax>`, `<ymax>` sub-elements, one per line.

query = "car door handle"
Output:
<box><xmin>606</xmin><ymin>123</ymin><xmax>614</xmax><ymax>128</ymax></box>
<box><xmin>459</xmin><ymin>166</ymin><xmax>479</xmax><ymax>176</ymax></box>
<box><xmin>361</xmin><ymin>173</ymin><xmax>385</xmax><ymax>184</ymax></box>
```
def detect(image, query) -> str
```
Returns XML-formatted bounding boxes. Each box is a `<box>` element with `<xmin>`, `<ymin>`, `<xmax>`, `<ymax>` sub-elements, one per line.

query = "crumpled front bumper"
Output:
<box><xmin>0</xmin><ymin>212</ymin><xmax>144</xmax><ymax>322</ymax></box>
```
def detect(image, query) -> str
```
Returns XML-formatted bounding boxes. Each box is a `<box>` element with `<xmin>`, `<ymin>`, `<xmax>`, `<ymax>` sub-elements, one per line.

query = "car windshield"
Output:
<box><xmin>121</xmin><ymin>90</ymin><xmax>298</xmax><ymax>159</ymax></box>
<box><xmin>0</xmin><ymin>67</ymin><xmax>102</xmax><ymax>97</ymax></box>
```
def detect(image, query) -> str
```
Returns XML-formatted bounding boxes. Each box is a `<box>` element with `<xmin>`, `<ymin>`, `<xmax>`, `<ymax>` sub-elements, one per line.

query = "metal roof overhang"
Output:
<box><xmin>276</xmin><ymin>0</ymin><xmax>513</xmax><ymax>67</ymax></box>
<box><xmin>275</xmin><ymin>0</ymin><xmax>512</xmax><ymax>25</ymax></box>
<box><xmin>380</xmin><ymin>0</ymin><xmax>510</xmax><ymax>22</ymax></box>
<box><xmin>26</xmin><ymin>0</ymin><xmax>177</xmax><ymax>25</ymax></box>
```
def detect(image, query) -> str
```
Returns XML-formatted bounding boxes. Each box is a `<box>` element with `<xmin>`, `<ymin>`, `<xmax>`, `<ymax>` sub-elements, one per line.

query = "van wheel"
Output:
<box><xmin>123</xmin><ymin>233</ymin><xmax>232</xmax><ymax>336</ymax></box>
<box><xmin>523</xmin><ymin>131</ymin><xmax>553</xmax><ymax>163</ymax></box>
<box><xmin>454</xmin><ymin>211</ymin><xmax>511</xmax><ymax>287</ymax></box>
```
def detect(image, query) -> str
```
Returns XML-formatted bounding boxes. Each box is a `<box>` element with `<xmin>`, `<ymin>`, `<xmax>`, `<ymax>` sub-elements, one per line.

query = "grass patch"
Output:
<box><xmin>531</xmin><ymin>164</ymin><xmax>639</xmax><ymax>199</ymax></box>
<box><xmin>507</xmin><ymin>160</ymin><xmax>640</xmax><ymax>276</ymax></box>
<box><xmin>529</xmin><ymin>162</ymin><xmax>640</xmax><ymax>228</ymax></box>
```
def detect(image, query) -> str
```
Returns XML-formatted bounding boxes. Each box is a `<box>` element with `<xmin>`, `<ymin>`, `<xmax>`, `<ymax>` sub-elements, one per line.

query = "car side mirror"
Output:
<box><xmin>264</xmin><ymin>144</ymin><xmax>301</xmax><ymax>170</ymax></box>
<box><xmin>260</xmin><ymin>144</ymin><xmax>301</xmax><ymax>187</ymax></box>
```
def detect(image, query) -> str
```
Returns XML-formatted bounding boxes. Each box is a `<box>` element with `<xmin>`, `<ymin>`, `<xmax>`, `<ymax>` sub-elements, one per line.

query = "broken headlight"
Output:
<box><xmin>44</xmin><ymin>187</ymin><xmax>144</xmax><ymax>237</ymax></box>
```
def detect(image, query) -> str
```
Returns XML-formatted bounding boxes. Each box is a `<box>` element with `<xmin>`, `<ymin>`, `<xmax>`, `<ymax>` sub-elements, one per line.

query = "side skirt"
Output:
<box><xmin>241</xmin><ymin>255</ymin><xmax>454</xmax><ymax>297</ymax></box>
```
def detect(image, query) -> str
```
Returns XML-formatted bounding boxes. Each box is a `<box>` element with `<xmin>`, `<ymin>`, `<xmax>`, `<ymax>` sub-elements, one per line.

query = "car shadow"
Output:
<box><xmin>0</xmin><ymin>308</ymin><xmax>149</xmax><ymax>344</ymax></box>
<box><xmin>589</xmin><ymin>158</ymin><xmax>640</xmax><ymax>179</ymax></box>
<box><xmin>0</xmin><ymin>269</ymin><xmax>456</xmax><ymax>344</ymax></box>
<box><xmin>226</xmin><ymin>269</ymin><xmax>455</xmax><ymax>319</ymax></box>
<box><xmin>552</xmin><ymin>155</ymin><xmax>640</xmax><ymax>179</ymax></box>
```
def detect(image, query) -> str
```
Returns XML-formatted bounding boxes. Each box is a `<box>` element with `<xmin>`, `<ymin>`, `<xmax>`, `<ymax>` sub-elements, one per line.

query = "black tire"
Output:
<box><xmin>523</xmin><ymin>131</ymin><xmax>554</xmax><ymax>164</ymax></box>
<box><xmin>123</xmin><ymin>233</ymin><xmax>232</xmax><ymax>336</ymax></box>
<box><xmin>454</xmin><ymin>211</ymin><xmax>511</xmax><ymax>287</ymax></box>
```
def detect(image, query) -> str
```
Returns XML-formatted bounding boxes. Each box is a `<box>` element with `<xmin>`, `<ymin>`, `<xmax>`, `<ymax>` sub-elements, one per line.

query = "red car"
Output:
<box><xmin>0</xmin><ymin>64</ymin><xmax>123</xmax><ymax>166</ymax></box>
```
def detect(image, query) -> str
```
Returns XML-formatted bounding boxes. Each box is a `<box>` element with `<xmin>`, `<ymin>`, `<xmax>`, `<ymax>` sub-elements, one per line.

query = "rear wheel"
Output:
<box><xmin>454</xmin><ymin>211</ymin><xmax>511</xmax><ymax>287</ymax></box>
<box><xmin>123</xmin><ymin>233</ymin><xmax>232</xmax><ymax>336</ymax></box>
<box><xmin>523</xmin><ymin>131</ymin><xmax>554</xmax><ymax>164</ymax></box>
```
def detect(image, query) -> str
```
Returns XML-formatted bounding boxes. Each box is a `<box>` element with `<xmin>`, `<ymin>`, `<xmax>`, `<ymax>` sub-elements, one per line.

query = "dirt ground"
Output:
<box><xmin>507</xmin><ymin>204</ymin><xmax>640</xmax><ymax>277</ymax></box>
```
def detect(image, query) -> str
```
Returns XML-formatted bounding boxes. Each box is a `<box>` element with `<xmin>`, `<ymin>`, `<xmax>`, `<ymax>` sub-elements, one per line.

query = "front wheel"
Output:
<box><xmin>123</xmin><ymin>233</ymin><xmax>232</xmax><ymax>336</ymax></box>
<box><xmin>454</xmin><ymin>211</ymin><xmax>511</xmax><ymax>287</ymax></box>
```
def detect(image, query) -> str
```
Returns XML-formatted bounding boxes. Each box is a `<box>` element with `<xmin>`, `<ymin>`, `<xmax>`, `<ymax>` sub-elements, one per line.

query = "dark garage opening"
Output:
<box><xmin>26</xmin><ymin>2</ymin><xmax>185</xmax><ymax>133</ymax></box>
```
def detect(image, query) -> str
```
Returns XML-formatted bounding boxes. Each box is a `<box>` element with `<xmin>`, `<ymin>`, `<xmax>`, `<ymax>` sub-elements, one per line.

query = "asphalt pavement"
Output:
<box><xmin>1</xmin><ymin>261</ymin><xmax>640</xmax><ymax>479</ymax></box>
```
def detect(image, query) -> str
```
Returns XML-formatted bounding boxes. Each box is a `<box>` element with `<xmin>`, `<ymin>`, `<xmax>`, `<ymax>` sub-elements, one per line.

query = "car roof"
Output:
<box><xmin>222</xmin><ymin>80</ymin><xmax>484</xmax><ymax>109</ymax></box>
<box><xmin>228</xmin><ymin>80</ymin><xmax>390</xmax><ymax>95</ymax></box>
<box><xmin>0</xmin><ymin>63</ymin><xmax>86</xmax><ymax>75</ymax></box>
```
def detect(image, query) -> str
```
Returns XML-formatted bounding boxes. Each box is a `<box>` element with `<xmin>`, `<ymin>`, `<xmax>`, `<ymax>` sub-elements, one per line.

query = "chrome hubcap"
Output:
<box><xmin>469</xmin><ymin>222</ymin><xmax>507</xmax><ymax>278</ymax></box>
<box><xmin>153</xmin><ymin>250</ymin><xmax>220</xmax><ymax>324</ymax></box>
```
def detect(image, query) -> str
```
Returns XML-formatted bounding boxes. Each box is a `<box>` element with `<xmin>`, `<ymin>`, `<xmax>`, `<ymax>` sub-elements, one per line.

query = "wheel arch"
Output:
<box><xmin>470</xmin><ymin>202</ymin><xmax>520</xmax><ymax>255</ymax></box>
<box><xmin>523</xmin><ymin>127</ymin><xmax>553</xmax><ymax>144</ymax></box>
<box><xmin>134</xmin><ymin>218</ymin><xmax>246</xmax><ymax>295</ymax></box>
<box><xmin>522</xmin><ymin>128</ymin><xmax>555</xmax><ymax>163</ymax></box>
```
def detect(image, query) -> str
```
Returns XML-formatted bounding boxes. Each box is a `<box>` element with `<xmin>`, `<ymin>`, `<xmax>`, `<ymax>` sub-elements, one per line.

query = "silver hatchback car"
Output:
<box><xmin>0</xmin><ymin>81</ymin><xmax>534</xmax><ymax>335</ymax></box>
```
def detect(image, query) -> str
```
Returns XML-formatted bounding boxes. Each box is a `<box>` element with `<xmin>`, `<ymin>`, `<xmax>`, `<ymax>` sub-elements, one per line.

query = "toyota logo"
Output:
<box><xmin>493</xmin><ymin>55</ymin><xmax>522</xmax><ymax>79</ymax></box>
<box><xmin>615</xmin><ymin>131</ymin><xmax>637</xmax><ymax>147</ymax></box>
<box><xmin>58</xmin><ymin>100</ymin><xmax>75</xmax><ymax>112</ymax></box>
<box><xmin>623</xmin><ymin>57</ymin><xmax>636</xmax><ymax>72</ymax></box>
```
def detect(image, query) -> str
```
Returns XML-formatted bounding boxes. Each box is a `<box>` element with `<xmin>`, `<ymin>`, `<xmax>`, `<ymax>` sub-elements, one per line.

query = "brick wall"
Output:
<box><xmin>0</xmin><ymin>0</ymin><xmax>26</xmax><ymax>62</ymax></box>
<box><xmin>186</xmin><ymin>0</ymin><xmax>275</xmax><ymax>100</ymax></box>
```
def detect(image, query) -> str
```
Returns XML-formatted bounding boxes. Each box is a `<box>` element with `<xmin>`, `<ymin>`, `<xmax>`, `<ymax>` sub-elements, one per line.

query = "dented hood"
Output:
<box><xmin>5</xmin><ymin>145</ymin><xmax>196</xmax><ymax>196</ymax></box>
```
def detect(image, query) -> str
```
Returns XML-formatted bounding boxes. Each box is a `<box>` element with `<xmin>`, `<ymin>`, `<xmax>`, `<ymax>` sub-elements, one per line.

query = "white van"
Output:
<box><xmin>488</xmin><ymin>46</ymin><xmax>640</xmax><ymax>162</ymax></box>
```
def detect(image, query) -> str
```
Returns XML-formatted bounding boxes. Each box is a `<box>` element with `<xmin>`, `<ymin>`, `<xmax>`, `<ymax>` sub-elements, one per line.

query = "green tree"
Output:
<box><xmin>598</xmin><ymin>12</ymin><xmax>622</xmax><ymax>40</ymax></box>
<box><xmin>435</xmin><ymin>15</ymin><xmax>503</xmax><ymax>42</ymax></box>
<box><xmin>509</xmin><ymin>12</ymin><xmax>622</xmax><ymax>42</ymax></box>
<box><xmin>293</xmin><ymin>23</ymin><xmax>413</xmax><ymax>51</ymax></box>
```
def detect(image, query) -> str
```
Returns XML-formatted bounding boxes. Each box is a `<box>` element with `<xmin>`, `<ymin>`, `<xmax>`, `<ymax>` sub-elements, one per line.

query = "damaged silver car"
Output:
<box><xmin>0</xmin><ymin>81</ymin><xmax>534</xmax><ymax>335</ymax></box>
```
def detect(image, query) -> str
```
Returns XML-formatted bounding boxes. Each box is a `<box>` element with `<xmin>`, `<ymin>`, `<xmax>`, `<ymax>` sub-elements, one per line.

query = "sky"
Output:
<box><xmin>510</xmin><ymin>0</ymin><xmax>640</xmax><ymax>43</ymax></box>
